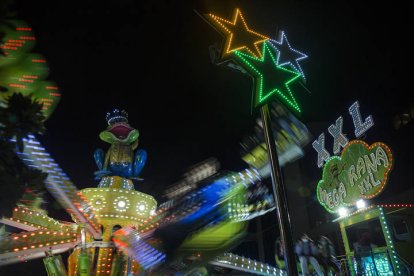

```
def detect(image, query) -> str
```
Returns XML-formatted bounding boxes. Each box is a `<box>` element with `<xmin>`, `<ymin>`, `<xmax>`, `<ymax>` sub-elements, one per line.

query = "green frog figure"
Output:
<box><xmin>94</xmin><ymin>109</ymin><xmax>147</xmax><ymax>180</ymax></box>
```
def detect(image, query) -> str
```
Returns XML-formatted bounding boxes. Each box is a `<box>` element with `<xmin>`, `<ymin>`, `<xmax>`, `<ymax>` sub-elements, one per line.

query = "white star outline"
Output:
<box><xmin>270</xmin><ymin>31</ymin><xmax>308</xmax><ymax>80</ymax></box>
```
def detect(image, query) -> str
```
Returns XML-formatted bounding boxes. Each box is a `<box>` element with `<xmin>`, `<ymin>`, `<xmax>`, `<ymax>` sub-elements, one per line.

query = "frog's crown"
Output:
<box><xmin>105</xmin><ymin>108</ymin><xmax>128</xmax><ymax>125</ymax></box>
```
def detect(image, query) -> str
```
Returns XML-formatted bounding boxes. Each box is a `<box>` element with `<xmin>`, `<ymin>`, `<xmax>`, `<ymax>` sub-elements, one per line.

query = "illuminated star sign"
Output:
<box><xmin>270</xmin><ymin>31</ymin><xmax>308</xmax><ymax>79</ymax></box>
<box><xmin>234</xmin><ymin>41</ymin><xmax>301</xmax><ymax>112</ymax></box>
<box><xmin>207</xmin><ymin>8</ymin><xmax>269</xmax><ymax>58</ymax></box>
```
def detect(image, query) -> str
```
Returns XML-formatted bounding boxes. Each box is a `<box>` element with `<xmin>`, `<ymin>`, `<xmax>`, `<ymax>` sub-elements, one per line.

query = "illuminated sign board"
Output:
<box><xmin>317</xmin><ymin>140</ymin><xmax>393</xmax><ymax>213</ymax></box>
<box><xmin>312</xmin><ymin>101</ymin><xmax>374</xmax><ymax>168</ymax></box>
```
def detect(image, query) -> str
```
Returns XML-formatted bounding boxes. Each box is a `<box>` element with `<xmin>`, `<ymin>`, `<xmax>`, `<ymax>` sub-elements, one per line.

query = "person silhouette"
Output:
<box><xmin>353</xmin><ymin>231</ymin><xmax>376</xmax><ymax>275</ymax></box>
<box><xmin>295</xmin><ymin>234</ymin><xmax>323</xmax><ymax>276</ymax></box>
<box><xmin>318</xmin><ymin>235</ymin><xmax>340</xmax><ymax>275</ymax></box>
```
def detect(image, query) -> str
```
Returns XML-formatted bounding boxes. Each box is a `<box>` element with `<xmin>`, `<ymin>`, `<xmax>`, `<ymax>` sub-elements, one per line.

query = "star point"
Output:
<box><xmin>208</xmin><ymin>8</ymin><xmax>269</xmax><ymax>58</ymax></box>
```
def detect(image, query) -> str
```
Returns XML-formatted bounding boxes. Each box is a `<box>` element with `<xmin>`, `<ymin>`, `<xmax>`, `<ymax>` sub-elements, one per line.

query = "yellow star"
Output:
<box><xmin>208</xmin><ymin>8</ymin><xmax>269</xmax><ymax>58</ymax></box>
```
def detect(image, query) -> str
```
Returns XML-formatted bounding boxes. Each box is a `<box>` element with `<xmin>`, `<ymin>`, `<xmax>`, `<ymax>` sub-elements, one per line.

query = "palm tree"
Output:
<box><xmin>0</xmin><ymin>93</ymin><xmax>45</xmax><ymax>149</ymax></box>
<box><xmin>0</xmin><ymin>93</ymin><xmax>47</xmax><ymax>218</ymax></box>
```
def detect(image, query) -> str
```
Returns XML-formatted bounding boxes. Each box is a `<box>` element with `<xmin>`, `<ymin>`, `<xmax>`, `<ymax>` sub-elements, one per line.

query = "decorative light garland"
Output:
<box><xmin>234</xmin><ymin>41</ymin><xmax>301</xmax><ymax>112</ymax></box>
<box><xmin>379</xmin><ymin>207</ymin><xmax>402</xmax><ymax>274</ymax></box>
<box><xmin>341</xmin><ymin>140</ymin><xmax>393</xmax><ymax>200</ymax></box>
<box><xmin>270</xmin><ymin>31</ymin><xmax>308</xmax><ymax>80</ymax></box>
<box><xmin>207</xmin><ymin>8</ymin><xmax>269</xmax><ymax>58</ymax></box>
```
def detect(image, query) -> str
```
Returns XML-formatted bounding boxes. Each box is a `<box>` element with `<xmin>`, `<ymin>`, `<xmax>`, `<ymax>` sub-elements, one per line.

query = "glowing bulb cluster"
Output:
<box><xmin>136</xmin><ymin>201</ymin><xmax>152</xmax><ymax>216</ymax></box>
<box><xmin>91</xmin><ymin>194</ymin><xmax>107</xmax><ymax>211</ymax></box>
<box><xmin>113</xmin><ymin>196</ymin><xmax>130</xmax><ymax>212</ymax></box>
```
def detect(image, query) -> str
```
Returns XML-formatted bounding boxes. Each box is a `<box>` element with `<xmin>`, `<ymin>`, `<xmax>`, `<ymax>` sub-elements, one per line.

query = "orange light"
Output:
<box><xmin>207</xmin><ymin>9</ymin><xmax>268</xmax><ymax>58</ymax></box>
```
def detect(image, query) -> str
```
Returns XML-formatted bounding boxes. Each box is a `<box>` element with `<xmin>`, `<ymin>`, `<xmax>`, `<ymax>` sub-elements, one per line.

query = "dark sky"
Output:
<box><xmin>16</xmin><ymin>0</ymin><xmax>414</xmax><ymax>209</ymax></box>
<box><xmin>15</xmin><ymin>0</ymin><xmax>412</xmax><ymax>197</ymax></box>
<box><xmin>2</xmin><ymin>0</ymin><xmax>414</xmax><ymax>274</ymax></box>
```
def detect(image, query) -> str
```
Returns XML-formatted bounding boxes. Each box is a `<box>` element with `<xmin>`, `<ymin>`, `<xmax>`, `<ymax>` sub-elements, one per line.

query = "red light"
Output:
<box><xmin>19</xmin><ymin>36</ymin><xmax>35</xmax><ymax>40</ymax></box>
<box><xmin>9</xmin><ymin>84</ymin><xmax>26</xmax><ymax>88</ymax></box>
<box><xmin>16</xmin><ymin>27</ymin><xmax>32</xmax><ymax>31</ymax></box>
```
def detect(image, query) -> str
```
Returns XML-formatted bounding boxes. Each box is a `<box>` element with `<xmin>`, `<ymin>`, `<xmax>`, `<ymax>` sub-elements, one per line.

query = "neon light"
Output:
<box><xmin>207</xmin><ymin>8</ymin><xmax>269</xmax><ymax>58</ymax></box>
<box><xmin>312</xmin><ymin>133</ymin><xmax>331</xmax><ymax>168</ymax></box>
<box><xmin>270</xmin><ymin>31</ymin><xmax>308</xmax><ymax>79</ymax></box>
<box><xmin>328</xmin><ymin>116</ymin><xmax>349</xmax><ymax>155</ymax></box>
<box><xmin>234</xmin><ymin>41</ymin><xmax>301</xmax><ymax>111</ymax></box>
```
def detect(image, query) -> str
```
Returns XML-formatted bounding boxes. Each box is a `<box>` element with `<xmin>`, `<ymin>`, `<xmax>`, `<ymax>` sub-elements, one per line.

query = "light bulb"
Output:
<box><xmin>356</xmin><ymin>199</ymin><xmax>366</xmax><ymax>209</ymax></box>
<box><xmin>338</xmin><ymin>207</ymin><xmax>348</xmax><ymax>217</ymax></box>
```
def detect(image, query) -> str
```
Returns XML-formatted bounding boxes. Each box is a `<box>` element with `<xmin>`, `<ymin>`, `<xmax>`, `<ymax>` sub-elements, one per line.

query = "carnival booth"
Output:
<box><xmin>313</xmin><ymin>101</ymin><xmax>414</xmax><ymax>275</ymax></box>
<box><xmin>337</xmin><ymin>204</ymin><xmax>414</xmax><ymax>275</ymax></box>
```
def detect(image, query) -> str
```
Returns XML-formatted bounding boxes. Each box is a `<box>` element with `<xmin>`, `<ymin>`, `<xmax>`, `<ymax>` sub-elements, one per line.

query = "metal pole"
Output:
<box><xmin>126</xmin><ymin>256</ymin><xmax>132</xmax><ymax>276</ymax></box>
<box><xmin>256</xmin><ymin>217</ymin><xmax>265</xmax><ymax>262</ymax></box>
<box><xmin>260</xmin><ymin>104</ymin><xmax>298</xmax><ymax>275</ymax></box>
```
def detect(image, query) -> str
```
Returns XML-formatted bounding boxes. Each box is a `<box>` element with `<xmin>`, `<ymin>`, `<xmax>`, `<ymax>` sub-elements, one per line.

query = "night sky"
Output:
<box><xmin>2</xmin><ymin>0</ymin><xmax>414</xmax><ymax>274</ymax></box>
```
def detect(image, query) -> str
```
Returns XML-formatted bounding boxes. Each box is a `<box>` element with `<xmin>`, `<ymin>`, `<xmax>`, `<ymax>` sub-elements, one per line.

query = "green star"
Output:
<box><xmin>234</xmin><ymin>41</ymin><xmax>301</xmax><ymax>112</ymax></box>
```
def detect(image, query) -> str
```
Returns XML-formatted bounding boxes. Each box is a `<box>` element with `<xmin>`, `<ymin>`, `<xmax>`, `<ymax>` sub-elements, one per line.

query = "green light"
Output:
<box><xmin>317</xmin><ymin>141</ymin><xmax>393</xmax><ymax>213</ymax></box>
<box><xmin>379</xmin><ymin>208</ymin><xmax>403</xmax><ymax>274</ymax></box>
<box><xmin>234</xmin><ymin>41</ymin><xmax>301</xmax><ymax>112</ymax></box>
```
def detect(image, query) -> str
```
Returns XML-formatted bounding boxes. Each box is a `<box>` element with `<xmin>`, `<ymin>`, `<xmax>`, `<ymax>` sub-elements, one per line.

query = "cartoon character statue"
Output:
<box><xmin>94</xmin><ymin>109</ymin><xmax>147</xmax><ymax>180</ymax></box>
